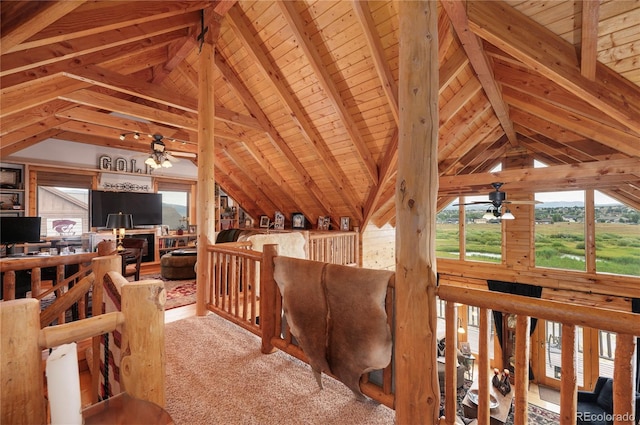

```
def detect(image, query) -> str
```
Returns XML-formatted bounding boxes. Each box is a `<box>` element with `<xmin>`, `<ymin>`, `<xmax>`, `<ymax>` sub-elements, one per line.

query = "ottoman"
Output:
<box><xmin>161</xmin><ymin>250</ymin><xmax>197</xmax><ymax>280</ymax></box>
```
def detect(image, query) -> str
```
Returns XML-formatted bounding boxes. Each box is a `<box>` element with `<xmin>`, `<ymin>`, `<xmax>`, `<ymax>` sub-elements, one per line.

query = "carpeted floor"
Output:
<box><xmin>164</xmin><ymin>314</ymin><xmax>396</xmax><ymax>425</ymax></box>
<box><xmin>139</xmin><ymin>273</ymin><xmax>196</xmax><ymax>310</ymax></box>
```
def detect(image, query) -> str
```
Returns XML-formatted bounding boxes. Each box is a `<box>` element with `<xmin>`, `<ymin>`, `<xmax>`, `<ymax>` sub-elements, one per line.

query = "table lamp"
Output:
<box><xmin>105</xmin><ymin>212</ymin><xmax>133</xmax><ymax>251</ymax></box>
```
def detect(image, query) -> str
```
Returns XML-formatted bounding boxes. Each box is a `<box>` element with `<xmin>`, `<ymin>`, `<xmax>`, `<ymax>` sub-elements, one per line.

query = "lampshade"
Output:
<box><xmin>502</xmin><ymin>209</ymin><xmax>515</xmax><ymax>220</ymax></box>
<box><xmin>105</xmin><ymin>212</ymin><xmax>133</xmax><ymax>229</ymax></box>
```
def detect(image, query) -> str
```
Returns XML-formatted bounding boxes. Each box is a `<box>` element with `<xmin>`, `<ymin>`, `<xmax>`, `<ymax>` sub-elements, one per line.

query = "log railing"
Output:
<box><xmin>1</xmin><ymin>252</ymin><xmax>98</xmax><ymax>326</ymax></box>
<box><xmin>437</xmin><ymin>279</ymin><xmax>640</xmax><ymax>425</ymax></box>
<box><xmin>308</xmin><ymin>231</ymin><xmax>359</xmax><ymax>266</ymax></box>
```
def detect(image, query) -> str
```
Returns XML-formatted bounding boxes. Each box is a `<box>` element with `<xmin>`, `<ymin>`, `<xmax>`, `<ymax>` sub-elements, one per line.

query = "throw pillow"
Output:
<box><xmin>437</xmin><ymin>337</ymin><xmax>446</xmax><ymax>357</ymax></box>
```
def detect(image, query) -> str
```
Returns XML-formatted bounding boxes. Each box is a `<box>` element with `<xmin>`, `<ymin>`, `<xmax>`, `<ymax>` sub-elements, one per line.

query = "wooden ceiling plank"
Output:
<box><xmin>439</xmin><ymin>124</ymin><xmax>503</xmax><ymax>175</ymax></box>
<box><xmin>439</xmin><ymin>78</ymin><xmax>482</xmax><ymax>127</ymax></box>
<box><xmin>467</xmin><ymin>0</ymin><xmax>640</xmax><ymax>136</ymax></box>
<box><xmin>441</xmin><ymin>0</ymin><xmax>518</xmax><ymax>146</ymax></box>
<box><xmin>439</xmin><ymin>45</ymin><xmax>469</xmax><ymax>94</ymax></box>
<box><xmin>437</xmin><ymin>7</ymin><xmax>455</xmax><ymax>64</ymax></box>
<box><xmin>58</xmin><ymin>89</ymin><xmax>198</xmax><ymax>131</ymax></box>
<box><xmin>227</xmin><ymin>7</ymin><xmax>363</xmax><ymax>221</ymax></box>
<box><xmin>278</xmin><ymin>1</ymin><xmax>379</xmax><ymax>184</ymax></box>
<box><xmin>1</xmin><ymin>75</ymin><xmax>89</xmax><ymax>119</ymax></box>
<box><xmin>214</xmin><ymin>51</ymin><xmax>335</xmax><ymax>216</ymax></box>
<box><xmin>503</xmin><ymin>88</ymin><xmax>640</xmax><ymax>158</ymax></box>
<box><xmin>1</xmin><ymin>15</ymin><xmax>199</xmax><ymax>77</ymax></box>
<box><xmin>352</xmin><ymin>0</ymin><xmax>399</xmax><ymax>125</ymax></box>
<box><xmin>0</xmin><ymin>117</ymin><xmax>65</xmax><ymax>150</ymax></box>
<box><xmin>63</xmin><ymin>65</ymin><xmax>198</xmax><ymax>113</ymax></box>
<box><xmin>580</xmin><ymin>0</ymin><xmax>599</xmax><ymax>80</ymax></box>
<box><xmin>493</xmin><ymin>60</ymin><xmax>635</xmax><ymax>134</ymax></box>
<box><xmin>1</xmin><ymin>31</ymin><xmax>185</xmax><ymax>91</ymax></box>
<box><xmin>1</xmin><ymin>1</ymin><xmax>87</xmax><ymax>55</ymax></box>
<box><xmin>0</xmin><ymin>100</ymin><xmax>71</xmax><ymax>137</ymax></box>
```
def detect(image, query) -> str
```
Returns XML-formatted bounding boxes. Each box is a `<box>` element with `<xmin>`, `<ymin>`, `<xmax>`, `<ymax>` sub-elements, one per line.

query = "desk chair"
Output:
<box><xmin>120</xmin><ymin>238</ymin><xmax>145</xmax><ymax>281</ymax></box>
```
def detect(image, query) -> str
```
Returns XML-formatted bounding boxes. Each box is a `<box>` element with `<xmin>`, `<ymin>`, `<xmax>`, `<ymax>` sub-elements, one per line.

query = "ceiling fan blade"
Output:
<box><xmin>165</xmin><ymin>153</ymin><xmax>180</xmax><ymax>162</ymax></box>
<box><xmin>503</xmin><ymin>200</ymin><xmax>543</xmax><ymax>205</ymax></box>
<box><xmin>168</xmin><ymin>151</ymin><xmax>196</xmax><ymax>159</ymax></box>
<box><xmin>452</xmin><ymin>201</ymin><xmax>492</xmax><ymax>206</ymax></box>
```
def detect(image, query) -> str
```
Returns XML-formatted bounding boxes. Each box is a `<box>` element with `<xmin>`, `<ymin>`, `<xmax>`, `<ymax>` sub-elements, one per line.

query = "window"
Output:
<box><xmin>464</xmin><ymin>194</ymin><xmax>502</xmax><ymax>263</ymax></box>
<box><xmin>534</xmin><ymin>190</ymin><xmax>586</xmax><ymax>271</ymax></box>
<box><xmin>159</xmin><ymin>190</ymin><xmax>188</xmax><ymax>230</ymax></box>
<box><xmin>436</xmin><ymin>198</ymin><xmax>460</xmax><ymax>259</ymax></box>
<box><xmin>37</xmin><ymin>187</ymin><xmax>89</xmax><ymax>237</ymax></box>
<box><xmin>594</xmin><ymin>191</ymin><xmax>639</xmax><ymax>277</ymax></box>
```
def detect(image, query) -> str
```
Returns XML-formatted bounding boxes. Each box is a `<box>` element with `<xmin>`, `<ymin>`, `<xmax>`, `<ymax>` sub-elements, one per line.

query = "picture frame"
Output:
<box><xmin>0</xmin><ymin>167</ymin><xmax>21</xmax><ymax>189</ymax></box>
<box><xmin>188</xmin><ymin>225</ymin><xmax>197</xmax><ymax>234</ymax></box>
<box><xmin>340</xmin><ymin>216</ymin><xmax>350</xmax><ymax>231</ymax></box>
<box><xmin>274</xmin><ymin>211</ymin><xmax>285</xmax><ymax>230</ymax></box>
<box><xmin>259</xmin><ymin>215</ymin><xmax>270</xmax><ymax>228</ymax></box>
<box><xmin>291</xmin><ymin>212</ymin><xmax>305</xmax><ymax>229</ymax></box>
<box><xmin>0</xmin><ymin>193</ymin><xmax>16</xmax><ymax>210</ymax></box>
<box><xmin>460</xmin><ymin>341</ymin><xmax>471</xmax><ymax>356</ymax></box>
<box><xmin>317</xmin><ymin>216</ymin><xmax>330</xmax><ymax>231</ymax></box>
<box><xmin>219</xmin><ymin>195</ymin><xmax>228</xmax><ymax>210</ymax></box>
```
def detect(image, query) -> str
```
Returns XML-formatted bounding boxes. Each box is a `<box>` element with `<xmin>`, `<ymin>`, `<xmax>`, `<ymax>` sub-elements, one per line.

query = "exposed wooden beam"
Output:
<box><xmin>362</xmin><ymin>129</ymin><xmax>398</xmax><ymax>228</ymax></box>
<box><xmin>278</xmin><ymin>1</ymin><xmax>378</xmax><ymax>184</ymax></box>
<box><xmin>151</xmin><ymin>36</ymin><xmax>198</xmax><ymax>84</ymax></box>
<box><xmin>58</xmin><ymin>89</ymin><xmax>198</xmax><ymax>131</ymax></box>
<box><xmin>467</xmin><ymin>0</ymin><xmax>640</xmax><ymax>136</ymax></box>
<box><xmin>1</xmin><ymin>1</ymin><xmax>87</xmax><ymax>55</ymax></box>
<box><xmin>580</xmin><ymin>0</ymin><xmax>599</xmax><ymax>80</ymax></box>
<box><xmin>226</xmin><ymin>7</ymin><xmax>363</xmax><ymax>221</ymax></box>
<box><xmin>439</xmin><ymin>158</ymin><xmax>640</xmax><ymax>195</ymax></box>
<box><xmin>63</xmin><ymin>65</ymin><xmax>198</xmax><ymax>113</ymax></box>
<box><xmin>0</xmin><ymin>117</ymin><xmax>65</xmax><ymax>154</ymax></box>
<box><xmin>1</xmin><ymin>15</ymin><xmax>199</xmax><ymax>77</ymax></box>
<box><xmin>441</xmin><ymin>0</ymin><xmax>518</xmax><ymax>146</ymax></box>
<box><xmin>503</xmin><ymin>88</ymin><xmax>640</xmax><ymax>158</ymax></box>
<box><xmin>214</xmin><ymin>51</ymin><xmax>334</xmax><ymax>217</ymax></box>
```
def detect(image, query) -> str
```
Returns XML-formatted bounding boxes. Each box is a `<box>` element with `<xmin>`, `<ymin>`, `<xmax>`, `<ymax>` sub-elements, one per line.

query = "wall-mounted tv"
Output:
<box><xmin>1</xmin><ymin>216</ymin><xmax>42</xmax><ymax>246</ymax></box>
<box><xmin>90</xmin><ymin>190</ymin><xmax>163</xmax><ymax>228</ymax></box>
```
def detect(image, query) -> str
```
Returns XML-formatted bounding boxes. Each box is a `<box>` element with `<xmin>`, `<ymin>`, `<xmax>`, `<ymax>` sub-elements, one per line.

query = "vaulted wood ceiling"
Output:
<box><xmin>1</xmin><ymin>1</ymin><xmax>639</xmax><ymax>228</ymax></box>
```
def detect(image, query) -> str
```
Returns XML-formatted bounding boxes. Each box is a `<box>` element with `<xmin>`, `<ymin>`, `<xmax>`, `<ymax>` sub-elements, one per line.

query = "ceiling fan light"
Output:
<box><xmin>134</xmin><ymin>132</ymin><xmax>140</xmax><ymax>139</ymax></box>
<box><xmin>502</xmin><ymin>209</ymin><xmax>515</xmax><ymax>220</ymax></box>
<box><xmin>145</xmin><ymin>156</ymin><xmax>158</xmax><ymax>168</ymax></box>
<box><xmin>161</xmin><ymin>158</ymin><xmax>172</xmax><ymax>168</ymax></box>
<box><xmin>119</xmin><ymin>134</ymin><xmax>125</xmax><ymax>140</ymax></box>
<box><xmin>482</xmin><ymin>209</ymin><xmax>494</xmax><ymax>220</ymax></box>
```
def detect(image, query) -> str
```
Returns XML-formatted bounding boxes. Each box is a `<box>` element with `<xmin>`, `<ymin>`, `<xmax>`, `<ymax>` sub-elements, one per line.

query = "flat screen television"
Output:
<box><xmin>1</xmin><ymin>216</ymin><xmax>42</xmax><ymax>247</ymax></box>
<box><xmin>90</xmin><ymin>190</ymin><xmax>163</xmax><ymax>227</ymax></box>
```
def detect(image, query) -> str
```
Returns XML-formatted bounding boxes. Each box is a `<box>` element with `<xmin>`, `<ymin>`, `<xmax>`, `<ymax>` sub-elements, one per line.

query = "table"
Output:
<box><xmin>82</xmin><ymin>392</ymin><xmax>174</xmax><ymax>425</ymax></box>
<box><xmin>462</xmin><ymin>380</ymin><xmax>514</xmax><ymax>425</ymax></box>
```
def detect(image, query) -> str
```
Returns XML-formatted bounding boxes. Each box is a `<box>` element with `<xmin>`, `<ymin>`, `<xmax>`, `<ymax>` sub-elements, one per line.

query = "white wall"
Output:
<box><xmin>6</xmin><ymin>138</ymin><xmax>197</xmax><ymax>179</ymax></box>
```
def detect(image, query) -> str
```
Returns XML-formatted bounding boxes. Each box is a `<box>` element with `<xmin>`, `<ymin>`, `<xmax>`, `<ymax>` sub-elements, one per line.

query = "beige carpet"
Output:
<box><xmin>164</xmin><ymin>314</ymin><xmax>396</xmax><ymax>425</ymax></box>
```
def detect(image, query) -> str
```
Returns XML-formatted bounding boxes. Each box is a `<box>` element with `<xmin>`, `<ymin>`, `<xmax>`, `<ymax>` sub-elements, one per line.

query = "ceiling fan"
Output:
<box><xmin>124</xmin><ymin>133</ymin><xmax>196</xmax><ymax>169</ymax></box>
<box><xmin>454</xmin><ymin>182</ymin><xmax>541</xmax><ymax>220</ymax></box>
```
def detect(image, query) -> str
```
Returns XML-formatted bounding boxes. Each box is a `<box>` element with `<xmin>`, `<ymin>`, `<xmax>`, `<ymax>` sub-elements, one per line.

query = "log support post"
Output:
<box><xmin>514</xmin><ymin>315</ymin><xmax>531</xmax><ymax>425</ymax></box>
<box><xmin>560</xmin><ymin>323</ymin><xmax>577</xmax><ymax>425</ymax></box>
<box><xmin>396</xmin><ymin>1</ymin><xmax>439</xmax><ymax>423</ymax></box>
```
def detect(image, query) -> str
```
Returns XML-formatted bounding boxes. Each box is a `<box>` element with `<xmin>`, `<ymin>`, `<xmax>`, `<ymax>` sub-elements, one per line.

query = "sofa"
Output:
<box><xmin>577</xmin><ymin>377</ymin><xmax>640</xmax><ymax>425</ymax></box>
<box><xmin>436</xmin><ymin>337</ymin><xmax>466</xmax><ymax>389</ymax></box>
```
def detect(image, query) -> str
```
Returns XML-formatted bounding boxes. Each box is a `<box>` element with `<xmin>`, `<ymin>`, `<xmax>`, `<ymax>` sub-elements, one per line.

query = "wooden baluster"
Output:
<box><xmin>2</xmin><ymin>270</ymin><xmax>16</xmax><ymax>300</ymax></box>
<box><xmin>613</xmin><ymin>334</ymin><xmax>636</xmax><ymax>425</ymax></box>
<box><xmin>31</xmin><ymin>267</ymin><xmax>41</xmax><ymax>298</ymax></box>
<box><xmin>443</xmin><ymin>302</ymin><xmax>458</xmax><ymax>424</ymax></box>
<box><xmin>477</xmin><ymin>307</ymin><xmax>492</xmax><ymax>425</ymax></box>
<box><xmin>260</xmin><ymin>244</ymin><xmax>278</xmax><ymax>354</ymax></box>
<box><xmin>513</xmin><ymin>315</ymin><xmax>531</xmax><ymax>425</ymax></box>
<box><xmin>559</xmin><ymin>324</ymin><xmax>577</xmax><ymax>425</ymax></box>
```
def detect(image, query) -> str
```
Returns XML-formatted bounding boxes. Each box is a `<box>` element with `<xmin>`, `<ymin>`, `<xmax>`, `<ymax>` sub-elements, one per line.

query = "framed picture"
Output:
<box><xmin>340</xmin><ymin>216</ymin><xmax>350</xmax><ymax>231</ymax></box>
<box><xmin>460</xmin><ymin>341</ymin><xmax>471</xmax><ymax>356</ymax></box>
<box><xmin>0</xmin><ymin>168</ymin><xmax>21</xmax><ymax>189</ymax></box>
<box><xmin>274</xmin><ymin>211</ymin><xmax>285</xmax><ymax>230</ymax></box>
<box><xmin>0</xmin><ymin>193</ymin><xmax>17</xmax><ymax>210</ymax></box>
<box><xmin>219</xmin><ymin>195</ymin><xmax>228</xmax><ymax>210</ymax></box>
<box><xmin>259</xmin><ymin>215</ymin><xmax>270</xmax><ymax>228</ymax></box>
<box><xmin>317</xmin><ymin>216</ymin><xmax>330</xmax><ymax>231</ymax></box>
<box><xmin>291</xmin><ymin>213</ymin><xmax>305</xmax><ymax>229</ymax></box>
<box><xmin>188</xmin><ymin>225</ymin><xmax>197</xmax><ymax>234</ymax></box>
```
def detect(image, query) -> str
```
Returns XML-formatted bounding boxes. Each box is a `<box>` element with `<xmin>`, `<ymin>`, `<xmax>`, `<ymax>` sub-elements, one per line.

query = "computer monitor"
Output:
<box><xmin>0</xmin><ymin>216</ymin><xmax>42</xmax><ymax>256</ymax></box>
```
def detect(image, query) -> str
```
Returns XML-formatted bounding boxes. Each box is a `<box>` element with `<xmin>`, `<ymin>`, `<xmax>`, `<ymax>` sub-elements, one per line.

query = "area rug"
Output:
<box><xmin>139</xmin><ymin>274</ymin><xmax>196</xmax><ymax>310</ymax></box>
<box><xmin>538</xmin><ymin>385</ymin><xmax>561</xmax><ymax>405</ymax></box>
<box><xmin>164</xmin><ymin>313</ymin><xmax>396</xmax><ymax>424</ymax></box>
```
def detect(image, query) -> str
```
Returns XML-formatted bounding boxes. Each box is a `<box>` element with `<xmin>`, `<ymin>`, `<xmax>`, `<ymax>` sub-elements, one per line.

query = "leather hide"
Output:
<box><xmin>273</xmin><ymin>256</ymin><xmax>393</xmax><ymax>400</ymax></box>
